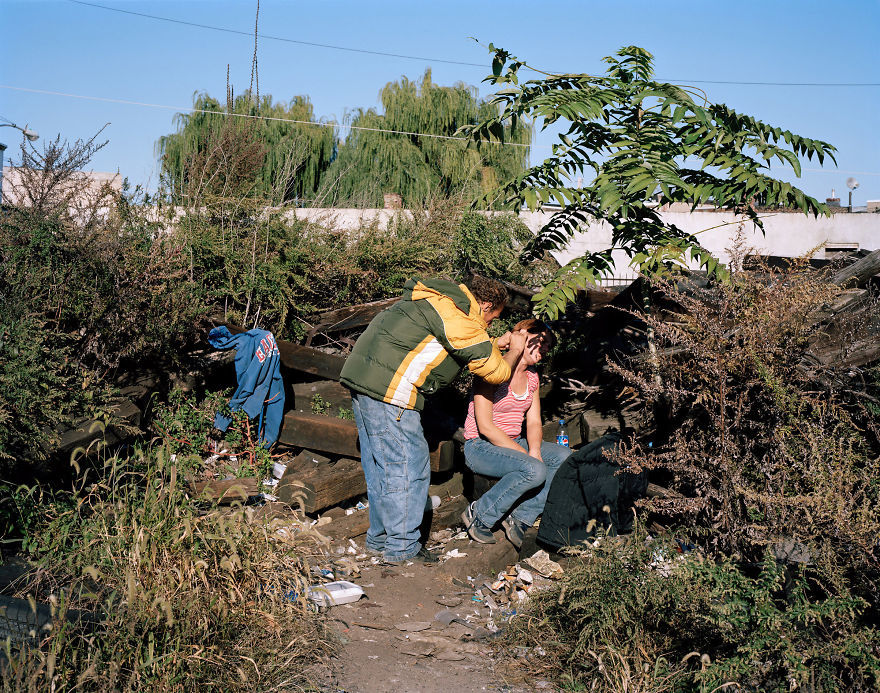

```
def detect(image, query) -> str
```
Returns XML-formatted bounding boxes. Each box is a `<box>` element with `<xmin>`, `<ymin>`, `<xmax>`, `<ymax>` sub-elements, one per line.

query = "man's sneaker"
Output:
<box><xmin>384</xmin><ymin>546</ymin><xmax>440</xmax><ymax>566</ymax></box>
<box><xmin>461</xmin><ymin>502</ymin><xmax>496</xmax><ymax>544</ymax></box>
<box><xmin>501</xmin><ymin>516</ymin><xmax>529</xmax><ymax>549</ymax></box>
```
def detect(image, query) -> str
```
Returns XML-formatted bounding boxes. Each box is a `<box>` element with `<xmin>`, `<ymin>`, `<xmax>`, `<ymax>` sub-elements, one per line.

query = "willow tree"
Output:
<box><xmin>462</xmin><ymin>45</ymin><xmax>836</xmax><ymax>318</ymax></box>
<box><xmin>319</xmin><ymin>69</ymin><xmax>532</xmax><ymax>208</ymax></box>
<box><xmin>158</xmin><ymin>92</ymin><xmax>336</xmax><ymax>204</ymax></box>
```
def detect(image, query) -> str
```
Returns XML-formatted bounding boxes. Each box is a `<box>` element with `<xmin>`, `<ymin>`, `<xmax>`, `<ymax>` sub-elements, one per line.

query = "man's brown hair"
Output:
<box><xmin>466</xmin><ymin>276</ymin><xmax>508</xmax><ymax>311</ymax></box>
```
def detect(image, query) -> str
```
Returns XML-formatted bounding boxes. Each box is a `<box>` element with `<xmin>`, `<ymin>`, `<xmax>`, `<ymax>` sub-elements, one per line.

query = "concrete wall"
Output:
<box><xmin>520</xmin><ymin>208</ymin><xmax>880</xmax><ymax>282</ymax></box>
<box><xmin>290</xmin><ymin>206</ymin><xmax>879</xmax><ymax>284</ymax></box>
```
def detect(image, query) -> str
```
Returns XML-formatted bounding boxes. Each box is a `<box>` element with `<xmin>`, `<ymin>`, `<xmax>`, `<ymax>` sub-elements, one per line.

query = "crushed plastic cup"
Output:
<box><xmin>307</xmin><ymin>580</ymin><xmax>364</xmax><ymax>607</ymax></box>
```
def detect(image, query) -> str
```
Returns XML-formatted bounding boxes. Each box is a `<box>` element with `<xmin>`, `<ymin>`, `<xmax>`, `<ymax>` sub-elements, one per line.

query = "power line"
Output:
<box><xmin>4</xmin><ymin>84</ymin><xmax>878</xmax><ymax>176</ymax></box>
<box><xmin>68</xmin><ymin>0</ymin><xmax>880</xmax><ymax>88</ymax></box>
<box><xmin>0</xmin><ymin>84</ymin><xmax>530</xmax><ymax>148</ymax></box>
<box><xmin>67</xmin><ymin>0</ymin><xmax>485</xmax><ymax>68</ymax></box>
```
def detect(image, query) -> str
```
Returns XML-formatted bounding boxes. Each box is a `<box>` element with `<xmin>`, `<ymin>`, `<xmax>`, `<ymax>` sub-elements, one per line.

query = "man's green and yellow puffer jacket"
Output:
<box><xmin>339</xmin><ymin>278</ymin><xmax>510</xmax><ymax>411</ymax></box>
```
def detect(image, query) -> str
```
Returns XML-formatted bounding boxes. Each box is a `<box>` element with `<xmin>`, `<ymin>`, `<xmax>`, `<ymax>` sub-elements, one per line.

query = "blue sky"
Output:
<box><xmin>1</xmin><ymin>0</ymin><xmax>878</xmax><ymax>204</ymax></box>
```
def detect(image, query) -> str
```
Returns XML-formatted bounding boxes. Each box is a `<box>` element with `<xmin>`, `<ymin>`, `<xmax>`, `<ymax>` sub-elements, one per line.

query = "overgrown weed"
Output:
<box><xmin>2</xmin><ymin>445</ymin><xmax>332</xmax><ymax>691</ymax></box>
<box><xmin>505</xmin><ymin>528</ymin><xmax>879</xmax><ymax>692</ymax></box>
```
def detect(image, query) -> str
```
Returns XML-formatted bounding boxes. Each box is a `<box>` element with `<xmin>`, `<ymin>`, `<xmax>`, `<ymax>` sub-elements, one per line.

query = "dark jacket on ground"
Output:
<box><xmin>537</xmin><ymin>432</ymin><xmax>648</xmax><ymax>549</ymax></box>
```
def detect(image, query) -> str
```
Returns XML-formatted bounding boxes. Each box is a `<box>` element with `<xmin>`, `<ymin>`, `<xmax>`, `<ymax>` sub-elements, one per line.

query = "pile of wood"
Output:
<box><xmin>51</xmin><ymin>252</ymin><xmax>880</xmax><ymax>547</ymax></box>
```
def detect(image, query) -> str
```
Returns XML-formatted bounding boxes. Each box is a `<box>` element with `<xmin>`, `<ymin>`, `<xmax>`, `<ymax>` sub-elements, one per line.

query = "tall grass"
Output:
<box><xmin>2</xmin><ymin>445</ymin><xmax>332</xmax><ymax>691</ymax></box>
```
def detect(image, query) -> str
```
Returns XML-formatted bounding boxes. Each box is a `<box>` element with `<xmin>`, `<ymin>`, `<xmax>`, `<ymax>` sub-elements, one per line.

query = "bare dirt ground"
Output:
<box><xmin>308</xmin><ymin>532</ymin><xmax>560</xmax><ymax>693</ymax></box>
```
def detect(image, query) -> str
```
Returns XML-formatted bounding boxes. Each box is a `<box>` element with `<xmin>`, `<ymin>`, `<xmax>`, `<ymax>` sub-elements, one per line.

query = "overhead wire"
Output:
<box><xmin>0</xmin><ymin>84</ymin><xmax>531</xmax><ymax>148</ymax></box>
<box><xmin>67</xmin><ymin>0</ymin><xmax>880</xmax><ymax>88</ymax></box>
<box><xmin>5</xmin><ymin>85</ymin><xmax>880</xmax><ymax>176</ymax></box>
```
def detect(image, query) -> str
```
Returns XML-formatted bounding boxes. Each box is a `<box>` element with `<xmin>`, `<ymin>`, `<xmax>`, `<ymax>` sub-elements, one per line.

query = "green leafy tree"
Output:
<box><xmin>461</xmin><ymin>45</ymin><xmax>837</xmax><ymax>317</ymax></box>
<box><xmin>320</xmin><ymin>69</ymin><xmax>532</xmax><ymax>208</ymax></box>
<box><xmin>158</xmin><ymin>92</ymin><xmax>335</xmax><ymax>204</ymax></box>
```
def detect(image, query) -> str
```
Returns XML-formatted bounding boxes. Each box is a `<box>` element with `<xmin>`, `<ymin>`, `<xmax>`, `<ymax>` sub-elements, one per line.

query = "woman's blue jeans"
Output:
<box><xmin>464</xmin><ymin>437</ymin><xmax>570</xmax><ymax>528</ymax></box>
<box><xmin>351</xmin><ymin>392</ymin><xmax>430</xmax><ymax>562</ymax></box>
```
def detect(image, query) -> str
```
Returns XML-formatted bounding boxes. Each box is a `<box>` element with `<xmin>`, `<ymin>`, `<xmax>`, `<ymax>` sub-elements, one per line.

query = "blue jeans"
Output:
<box><xmin>351</xmin><ymin>393</ymin><xmax>430</xmax><ymax>562</ymax></box>
<box><xmin>464</xmin><ymin>437</ymin><xmax>570</xmax><ymax>528</ymax></box>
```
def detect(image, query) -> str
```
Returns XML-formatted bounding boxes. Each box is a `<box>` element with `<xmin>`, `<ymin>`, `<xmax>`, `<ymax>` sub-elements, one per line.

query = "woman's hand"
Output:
<box><xmin>528</xmin><ymin>447</ymin><xmax>544</xmax><ymax>462</ymax></box>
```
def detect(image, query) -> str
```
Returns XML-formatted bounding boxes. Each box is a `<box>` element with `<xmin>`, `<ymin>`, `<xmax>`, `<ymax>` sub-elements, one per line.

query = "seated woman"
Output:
<box><xmin>460</xmin><ymin>319</ymin><xmax>571</xmax><ymax>548</ymax></box>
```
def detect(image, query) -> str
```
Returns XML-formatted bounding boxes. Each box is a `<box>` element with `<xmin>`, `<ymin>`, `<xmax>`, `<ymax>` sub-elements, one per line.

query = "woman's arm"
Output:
<box><xmin>525</xmin><ymin>391</ymin><xmax>543</xmax><ymax>461</ymax></box>
<box><xmin>473</xmin><ymin>379</ymin><xmax>528</xmax><ymax>453</ymax></box>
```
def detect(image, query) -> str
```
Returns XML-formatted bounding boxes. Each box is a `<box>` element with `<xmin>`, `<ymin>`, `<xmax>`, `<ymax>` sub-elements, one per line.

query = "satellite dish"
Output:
<box><xmin>846</xmin><ymin>177</ymin><xmax>860</xmax><ymax>191</ymax></box>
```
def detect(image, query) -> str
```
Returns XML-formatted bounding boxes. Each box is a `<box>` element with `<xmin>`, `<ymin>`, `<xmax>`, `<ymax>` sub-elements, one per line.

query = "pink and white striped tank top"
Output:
<box><xmin>463</xmin><ymin>369</ymin><xmax>539</xmax><ymax>440</ymax></box>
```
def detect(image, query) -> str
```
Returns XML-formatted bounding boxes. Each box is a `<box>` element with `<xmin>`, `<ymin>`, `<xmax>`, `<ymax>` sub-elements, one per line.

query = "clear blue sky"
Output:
<box><xmin>2</xmin><ymin>0</ymin><xmax>878</xmax><ymax>204</ymax></box>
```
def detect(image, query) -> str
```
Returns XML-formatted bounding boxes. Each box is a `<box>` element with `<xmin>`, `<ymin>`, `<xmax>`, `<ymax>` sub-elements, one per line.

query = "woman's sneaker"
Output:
<box><xmin>461</xmin><ymin>502</ymin><xmax>496</xmax><ymax>544</ymax></box>
<box><xmin>501</xmin><ymin>516</ymin><xmax>529</xmax><ymax>549</ymax></box>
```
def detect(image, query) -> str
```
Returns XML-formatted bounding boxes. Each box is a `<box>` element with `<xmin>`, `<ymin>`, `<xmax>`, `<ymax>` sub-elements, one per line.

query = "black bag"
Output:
<box><xmin>537</xmin><ymin>432</ymin><xmax>648</xmax><ymax>549</ymax></box>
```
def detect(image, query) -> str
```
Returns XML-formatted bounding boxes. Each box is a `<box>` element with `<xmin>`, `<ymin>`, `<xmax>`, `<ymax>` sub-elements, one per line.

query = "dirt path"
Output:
<box><xmin>311</xmin><ymin>533</ymin><xmax>560</xmax><ymax>693</ymax></box>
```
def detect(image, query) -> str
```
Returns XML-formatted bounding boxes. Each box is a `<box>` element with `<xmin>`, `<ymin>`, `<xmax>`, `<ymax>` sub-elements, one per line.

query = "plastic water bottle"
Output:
<box><xmin>556</xmin><ymin>419</ymin><xmax>569</xmax><ymax>448</ymax></box>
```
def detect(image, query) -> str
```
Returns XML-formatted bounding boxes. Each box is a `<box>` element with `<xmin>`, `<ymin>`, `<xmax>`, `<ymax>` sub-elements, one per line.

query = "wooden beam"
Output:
<box><xmin>54</xmin><ymin>398</ymin><xmax>142</xmax><ymax>455</ymax></box>
<box><xmin>278</xmin><ymin>410</ymin><xmax>361</xmax><ymax>457</ymax></box>
<box><xmin>276</xmin><ymin>452</ymin><xmax>366</xmax><ymax>514</ymax></box>
<box><xmin>292</xmin><ymin>380</ymin><xmax>352</xmax><ymax>412</ymax></box>
<box><xmin>220</xmin><ymin>323</ymin><xmax>347</xmax><ymax>380</ymax></box>
<box><xmin>307</xmin><ymin>297</ymin><xmax>400</xmax><ymax>337</ymax></box>
<box><xmin>430</xmin><ymin>439</ymin><xmax>456</xmax><ymax>473</ymax></box>
<box><xmin>830</xmin><ymin>249</ymin><xmax>880</xmax><ymax>288</ymax></box>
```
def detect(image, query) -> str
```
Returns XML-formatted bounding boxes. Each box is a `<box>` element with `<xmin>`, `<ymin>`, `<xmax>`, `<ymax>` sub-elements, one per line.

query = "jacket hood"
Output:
<box><xmin>403</xmin><ymin>278</ymin><xmax>486</xmax><ymax>328</ymax></box>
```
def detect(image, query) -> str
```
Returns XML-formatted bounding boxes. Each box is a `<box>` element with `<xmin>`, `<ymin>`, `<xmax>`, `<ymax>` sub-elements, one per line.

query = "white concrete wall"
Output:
<box><xmin>520</xmin><ymin>208</ymin><xmax>880</xmax><ymax>282</ymax></box>
<box><xmin>290</xmin><ymin>206</ymin><xmax>878</xmax><ymax>284</ymax></box>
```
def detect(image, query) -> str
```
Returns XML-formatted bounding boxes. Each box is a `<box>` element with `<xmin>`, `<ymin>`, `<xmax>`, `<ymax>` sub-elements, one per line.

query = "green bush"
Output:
<box><xmin>507</xmin><ymin>532</ymin><xmax>879</xmax><ymax>692</ymax></box>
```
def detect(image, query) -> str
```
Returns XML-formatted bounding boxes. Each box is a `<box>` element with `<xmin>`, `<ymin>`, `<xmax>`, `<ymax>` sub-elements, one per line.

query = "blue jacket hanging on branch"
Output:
<box><xmin>208</xmin><ymin>326</ymin><xmax>285</xmax><ymax>448</ymax></box>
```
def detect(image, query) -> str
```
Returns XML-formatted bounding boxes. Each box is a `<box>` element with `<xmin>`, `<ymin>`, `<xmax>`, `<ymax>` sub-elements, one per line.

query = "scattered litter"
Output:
<box><xmin>260</xmin><ymin>492</ymin><xmax>278</xmax><ymax>502</ymax></box>
<box><xmin>445</xmin><ymin>548</ymin><xmax>468</xmax><ymax>559</ymax></box>
<box><xmin>262</xmin><ymin>477</ymin><xmax>279</xmax><ymax>488</ymax></box>
<box><xmin>523</xmin><ymin>550</ymin><xmax>564</xmax><ymax>579</ymax></box>
<box><xmin>430</xmin><ymin>529</ymin><xmax>454</xmax><ymax>543</ymax></box>
<box><xmin>311</xmin><ymin>567</ymin><xmax>335</xmax><ymax>580</ymax></box>
<box><xmin>430</xmin><ymin>495</ymin><xmax>441</xmax><ymax>509</ymax></box>
<box><xmin>307</xmin><ymin>580</ymin><xmax>364</xmax><ymax>607</ymax></box>
<box><xmin>345</xmin><ymin>500</ymin><xmax>369</xmax><ymax>516</ymax></box>
<box><xmin>272</xmin><ymin>462</ymin><xmax>287</xmax><ymax>479</ymax></box>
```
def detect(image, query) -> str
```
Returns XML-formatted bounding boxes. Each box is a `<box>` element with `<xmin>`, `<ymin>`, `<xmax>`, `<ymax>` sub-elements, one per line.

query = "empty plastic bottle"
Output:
<box><xmin>556</xmin><ymin>419</ymin><xmax>570</xmax><ymax>447</ymax></box>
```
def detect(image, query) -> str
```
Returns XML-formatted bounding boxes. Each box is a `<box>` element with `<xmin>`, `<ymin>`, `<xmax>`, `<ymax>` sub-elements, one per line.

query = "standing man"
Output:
<box><xmin>340</xmin><ymin>276</ymin><xmax>527</xmax><ymax>564</ymax></box>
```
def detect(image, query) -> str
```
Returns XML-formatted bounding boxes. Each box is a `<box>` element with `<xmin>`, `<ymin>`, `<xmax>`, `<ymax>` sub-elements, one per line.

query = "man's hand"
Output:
<box><xmin>507</xmin><ymin>328</ymin><xmax>528</xmax><ymax>355</ymax></box>
<box><xmin>496</xmin><ymin>331</ymin><xmax>512</xmax><ymax>350</ymax></box>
